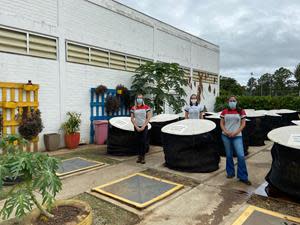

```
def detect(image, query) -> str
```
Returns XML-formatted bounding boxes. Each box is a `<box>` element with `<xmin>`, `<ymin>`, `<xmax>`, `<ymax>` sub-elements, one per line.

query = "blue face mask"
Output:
<box><xmin>229</xmin><ymin>101</ymin><xmax>237</xmax><ymax>109</ymax></box>
<box><xmin>136</xmin><ymin>98</ymin><xmax>143</xmax><ymax>104</ymax></box>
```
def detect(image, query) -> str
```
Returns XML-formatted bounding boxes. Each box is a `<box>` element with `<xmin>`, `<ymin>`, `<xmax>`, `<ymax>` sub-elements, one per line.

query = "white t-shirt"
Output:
<box><xmin>184</xmin><ymin>104</ymin><xmax>204</xmax><ymax>119</ymax></box>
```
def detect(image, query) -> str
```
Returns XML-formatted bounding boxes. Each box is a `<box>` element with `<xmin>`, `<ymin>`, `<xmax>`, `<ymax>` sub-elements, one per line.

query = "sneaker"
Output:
<box><xmin>240</xmin><ymin>180</ymin><xmax>252</xmax><ymax>186</ymax></box>
<box><xmin>140</xmin><ymin>156</ymin><xmax>145</xmax><ymax>164</ymax></box>
<box><xmin>226</xmin><ymin>175</ymin><xmax>235</xmax><ymax>179</ymax></box>
<box><xmin>136</xmin><ymin>156</ymin><xmax>142</xmax><ymax>163</ymax></box>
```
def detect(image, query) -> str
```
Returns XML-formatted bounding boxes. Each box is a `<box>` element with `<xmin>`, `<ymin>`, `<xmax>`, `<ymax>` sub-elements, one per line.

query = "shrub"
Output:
<box><xmin>61</xmin><ymin>112</ymin><xmax>81</xmax><ymax>134</ymax></box>
<box><xmin>0</xmin><ymin>135</ymin><xmax>62</xmax><ymax>219</ymax></box>
<box><xmin>215</xmin><ymin>96</ymin><xmax>300</xmax><ymax>111</ymax></box>
<box><xmin>18</xmin><ymin>107</ymin><xmax>43</xmax><ymax>141</ymax></box>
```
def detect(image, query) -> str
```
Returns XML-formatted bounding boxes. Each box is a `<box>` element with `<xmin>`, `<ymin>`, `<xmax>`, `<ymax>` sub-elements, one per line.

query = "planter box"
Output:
<box><xmin>44</xmin><ymin>133</ymin><xmax>60</xmax><ymax>151</ymax></box>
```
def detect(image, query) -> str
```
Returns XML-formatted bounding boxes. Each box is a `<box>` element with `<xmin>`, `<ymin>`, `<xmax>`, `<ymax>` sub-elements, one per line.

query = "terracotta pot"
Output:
<box><xmin>22</xmin><ymin>199</ymin><xmax>92</xmax><ymax>225</ymax></box>
<box><xmin>65</xmin><ymin>132</ymin><xmax>80</xmax><ymax>149</ymax></box>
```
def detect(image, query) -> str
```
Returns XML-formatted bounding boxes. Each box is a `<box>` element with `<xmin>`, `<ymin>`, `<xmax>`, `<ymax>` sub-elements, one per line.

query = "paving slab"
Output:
<box><xmin>137</xmin><ymin>184</ymin><xmax>249</xmax><ymax>225</ymax></box>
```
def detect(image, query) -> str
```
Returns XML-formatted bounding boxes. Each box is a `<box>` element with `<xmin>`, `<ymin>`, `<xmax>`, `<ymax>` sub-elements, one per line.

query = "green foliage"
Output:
<box><xmin>0</xmin><ymin>135</ymin><xmax>62</xmax><ymax>219</ymax></box>
<box><xmin>0</xmin><ymin>111</ymin><xmax>3</xmax><ymax>136</ymax></box>
<box><xmin>131</xmin><ymin>62</ymin><xmax>188</xmax><ymax>114</ymax></box>
<box><xmin>0</xmin><ymin>134</ymin><xmax>28</xmax><ymax>154</ymax></box>
<box><xmin>295</xmin><ymin>63</ymin><xmax>300</xmax><ymax>87</ymax></box>
<box><xmin>105</xmin><ymin>95</ymin><xmax>120</xmax><ymax>115</ymax></box>
<box><xmin>220</xmin><ymin>76</ymin><xmax>245</xmax><ymax>96</ymax></box>
<box><xmin>61</xmin><ymin>112</ymin><xmax>81</xmax><ymax>134</ymax></box>
<box><xmin>18</xmin><ymin>107</ymin><xmax>44</xmax><ymax>141</ymax></box>
<box><xmin>215</xmin><ymin>95</ymin><xmax>300</xmax><ymax>112</ymax></box>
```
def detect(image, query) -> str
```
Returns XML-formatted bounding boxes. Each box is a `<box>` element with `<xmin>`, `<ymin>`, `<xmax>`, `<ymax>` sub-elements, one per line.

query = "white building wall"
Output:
<box><xmin>0</xmin><ymin>0</ymin><xmax>219</xmax><ymax>150</ymax></box>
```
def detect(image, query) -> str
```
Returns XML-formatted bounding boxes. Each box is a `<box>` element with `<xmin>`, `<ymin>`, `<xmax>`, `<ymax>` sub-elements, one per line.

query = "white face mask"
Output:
<box><xmin>191</xmin><ymin>99</ymin><xmax>197</xmax><ymax>104</ymax></box>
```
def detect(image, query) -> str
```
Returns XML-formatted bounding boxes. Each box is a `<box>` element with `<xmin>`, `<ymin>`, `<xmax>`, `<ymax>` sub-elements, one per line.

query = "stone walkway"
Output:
<box><xmin>0</xmin><ymin>142</ymin><xmax>275</xmax><ymax>225</ymax></box>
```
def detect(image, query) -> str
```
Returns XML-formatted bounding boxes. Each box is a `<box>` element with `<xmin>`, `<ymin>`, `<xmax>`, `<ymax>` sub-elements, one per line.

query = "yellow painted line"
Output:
<box><xmin>92</xmin><ymin>173</ymin><xmax>184</xmax><ymax>209</ymax></box>
<box><xmin>56</xmin><ymin>157</ymin><xmax>105</xmax><ymax>177</ymax></box>
<box><xmin>232</xmin><ymin>205</ymin><xmax>300</xmax><ymax>225</ymax></box>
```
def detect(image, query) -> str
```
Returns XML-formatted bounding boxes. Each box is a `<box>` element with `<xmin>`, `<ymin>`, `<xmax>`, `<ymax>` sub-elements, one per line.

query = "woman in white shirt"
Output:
<box><xmin>184</xmin><ymin>94</ymin><xmax>204</xmax><ymax>119</ymax></box>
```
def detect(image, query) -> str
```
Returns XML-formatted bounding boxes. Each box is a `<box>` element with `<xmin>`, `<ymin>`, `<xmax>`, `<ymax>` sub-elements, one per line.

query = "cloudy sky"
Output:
<box><xmin>117</xmin><ymin>0</ymin><xmax>300</xmax><ymax>85</ymax></box>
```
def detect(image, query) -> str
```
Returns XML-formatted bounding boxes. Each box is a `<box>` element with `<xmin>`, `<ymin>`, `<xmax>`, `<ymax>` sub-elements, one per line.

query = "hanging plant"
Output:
<box><xmin>116</xmin><ymin>84</ymin><xmax>125</xmax><ymax>96</ymax></box>
<box><xmin>105</xmin><ymin>95</ymin><xmax>120</xmax><ymax>115</ymax></box>
<box><xmin>95</xmin><ymin>84</ymin><xmax>107</xmax><ymax>95</ymax></box>
<box><xmin>18</xmin><ymin>107</ymin><xmax>44</xmax><ymax>141</ymax></box>
<box><xmin>213</xmin><ymin>88</ymin><xmax>216</xmax><ymax>96</ymax></box>
<box><xmin>188</xmin><ymin>77</ymin><xmax>192</xmax><ymax>89</ymax></box>
<box><xmin>122</xmin><ymin>87</ymin><xmax>131</xmax><ymax>110</ymax></box>
<box><xmin>197</xmin><ymin>75</ymin><xmax>204</xmax><ymax>102</ymax></box>
<box><xmin>208</xmin><ymin>84</ymin><xmax>212</xmax><ymax>93</ymax></box>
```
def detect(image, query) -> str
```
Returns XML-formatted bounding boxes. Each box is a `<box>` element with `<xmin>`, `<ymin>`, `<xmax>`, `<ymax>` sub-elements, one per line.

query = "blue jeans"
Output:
<box><xmin>221</xmin><ymin>134</ymin><xmax>248</xmax><ymax>181</ymax></box>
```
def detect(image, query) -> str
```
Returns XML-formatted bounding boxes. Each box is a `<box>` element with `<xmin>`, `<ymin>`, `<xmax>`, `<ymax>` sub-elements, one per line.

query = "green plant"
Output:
<box><xmin>0</xmin><ymin>111</ymin><xmax>3</xmax><ymax>137</ymax></box>
<box><xmin>95</xmin><ymin>84</ymin><xmax>107</xmax><ymax>95</ymax></box>
<box><xmin>131</xmin><ymin>62</ymin><xmax>188</xmax><ymax>114</ymax></box>
<box><xmin>105</xmin><ymin>95</ymin><xmax>120</xmax><ymax>115</ymax></box>
<box><xmin>61</xmin><ymin>112</ymin><xmax>81</xmax><ymax>134</ymax></box>
<box><xmin>215</xmin><ymin>95</ymin><xmax>300</xmax><ymax>112</ymax></box>
<box><xmin>18</xmin><ymin>107</ymin><xmax>43</xmax><ymax>141</ymax></box>
<box><xmin>0</xmin><ymin>134</ymin><xmax>28</xmax><ymax>154</ymax></box>
<box><xmin>0</xmin><ymin>135</ymin><xmax>62</xmax><ymax>219</ymax></box>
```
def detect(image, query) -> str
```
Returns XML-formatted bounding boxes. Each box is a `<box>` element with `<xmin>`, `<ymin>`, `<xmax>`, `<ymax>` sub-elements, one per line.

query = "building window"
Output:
<box><xmin>0</xmin><ymin>26</ymin><xmax>57</xmax><ymax>60</ymax></box>
<box><xmin>66</xmin><ymin>41</ymin><xmax>151</xmax><ymax>72</ymax></box>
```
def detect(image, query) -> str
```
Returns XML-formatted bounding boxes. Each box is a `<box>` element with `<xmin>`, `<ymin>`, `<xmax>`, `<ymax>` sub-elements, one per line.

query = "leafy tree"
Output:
<box><xmin>219</xmin><ymin>76</ymin><xmax>245</xmax><ymax>96</ymax></box>
<box><xmin>131</xmin><ymin>62</ymin><xmax>188</xmax><ymax>114</ymax></box>
<box><xmin>295</xmin><ymin>63</ymin><xmax>300</xmax><ymax>89</ymax></box>
<box><xmin>257</xmin><ymin>73</ymin><xmax>273</xmax><ymax>96</ymax></box>
<box><xmin>272</xmin><ymin>67</ymin><xmax>293</xmax><ymax>95</ymax></box>
<box><xmin>0</xmin><ymin>135</ymin><xmax>62</xmax><ymax>219</ymax></box>
<box><xmin>246</xmin><ymin>77</ymin><xmax>258</xmax><ymax>95</ymax></box>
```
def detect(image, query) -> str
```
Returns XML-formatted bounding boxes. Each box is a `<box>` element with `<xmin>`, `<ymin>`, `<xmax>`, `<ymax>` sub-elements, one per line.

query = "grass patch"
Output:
<box><xmin>142</xmin><ymin>168</ymin><xmax>200</xmax><ymax>187</ymax></box>
<box><xmin>55</xmin><ymin>148</ymin><xmax>119</xmax><ymax>165</ymax></box>
<box><xmin>73</xmin><ymin>193</ymin><xmax>140</xmax><ymax>225</ymax></box>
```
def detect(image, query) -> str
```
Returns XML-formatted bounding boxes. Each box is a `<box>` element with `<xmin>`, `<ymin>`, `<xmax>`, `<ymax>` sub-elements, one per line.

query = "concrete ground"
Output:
<box><xmin>0</xmin><ymin>141</ymin><xmax>288</xmax><ymax>225</ymax></box>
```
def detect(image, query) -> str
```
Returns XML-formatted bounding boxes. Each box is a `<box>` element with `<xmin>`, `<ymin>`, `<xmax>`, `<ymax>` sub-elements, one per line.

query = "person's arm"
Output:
<box><xmin>230</xmin><ymin>118</ymin><xmax>246</xmax><ymax>137</ymax></box>
<box><xmin>185</xmin><ymin>111</ymin><xmax>189</xmax><ymax>119</ymax></box>
<box><xmin>184</xmin><ymin>106</ymin><xmax>189</xmax><ymax>119</ymax></box>
<box><xmin>141</xmin><ymin>109</ymin><xmax>152</xmax><ymax>131</ymax></box>
<box><xmin>220</xmin><ymin>118</ymin><xmax>231</xmax><ymax>136</ymax></box>
<box><xmin>200</xmin><ymin>112</ymin><xmax>204</xmax><ymax>119</ymax></box>
<box><xmin>131</xmin><ymin>111</ymin><xmax>140</xmax><ymax>131</ymax></box>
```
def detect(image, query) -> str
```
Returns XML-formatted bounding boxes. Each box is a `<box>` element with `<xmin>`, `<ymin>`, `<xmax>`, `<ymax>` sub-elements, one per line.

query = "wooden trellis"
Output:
<box><xmin>0</xmin><ymin>81</ymin><xmax>39</xmax><ymax>152</ymax></box>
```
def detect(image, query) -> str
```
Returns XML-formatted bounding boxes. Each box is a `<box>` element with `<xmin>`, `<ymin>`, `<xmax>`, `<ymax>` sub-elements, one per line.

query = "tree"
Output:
<box><xmin>257</xmin><ymin>73</ymin><xmax>272</xmax><ymax>96</ymax></box>
<box><xmin>246</xmin><ymin>77</ymin><xmax>258</xmax><ymax>95</ymax></box>
<box><xmin>131</xmin><ymin>62</ymin><xmax>188</xmax><ymax>114</ymax></box>
<box><xmin>219</xmin><ymin>76</ymin><xmax>245</xmax><ymax>96</ymax></box>
<box><xmin>0</xmin><ymin>135</ymin><xmax>62</xmax><ymax>219</ymax></box>
<box><xmin>272</xmin><ymin>67</ymin><xmax>293</xmax><ymax>95</ymax></box>
<box><xmin>295</xmin><ymin>63</ymin><xmax>300</xmax><ymax>94</ymax></box>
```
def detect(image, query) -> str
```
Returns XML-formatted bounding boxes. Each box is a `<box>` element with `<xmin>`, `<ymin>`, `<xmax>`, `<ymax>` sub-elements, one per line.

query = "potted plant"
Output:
<box><xmin>61</xmin><ymin>112</ymin><xmax>81</xmax><ymax>149</ymax></box>
<box><xmin>44</xmin><ymin>133</ymin><xmax>60</xmax><ymax>151</ymax></box>
<box><xmin>116</xmin><ymin>84</ymin><xmax>125</xmax><ymax>95</ymax></box>
<box><xmin>0</xmin><ymin>135</ymin><xmax>92</xmax><ymax>225</ymax></box>
<box><xmin>105</xmin><ymin>95</ymin><xmax>120</xmax><ymax>116</ymax></box>
<box><xmin>18</xmin><ymin>107</ymin><xmax>44</xmax><ymax>141</ymax></box>
<box><xmin>95</xmin><ymin>84</ymin><xmax>108</xmax><ymax>95</ymax></box>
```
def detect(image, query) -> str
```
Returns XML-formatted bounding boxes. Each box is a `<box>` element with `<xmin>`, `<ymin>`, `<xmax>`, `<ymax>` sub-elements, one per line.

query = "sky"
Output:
<box><xmin>116</xmin><ymin>0</ymin><xmax>300</xmax><ymax>85</ymax></box>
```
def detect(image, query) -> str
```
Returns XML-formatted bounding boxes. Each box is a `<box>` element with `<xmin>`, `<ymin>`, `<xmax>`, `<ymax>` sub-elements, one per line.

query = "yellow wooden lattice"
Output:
<box><xmin>0</xmin><ymin>81</ymin><xmax>39</xmax><ymax>152</ymax></box>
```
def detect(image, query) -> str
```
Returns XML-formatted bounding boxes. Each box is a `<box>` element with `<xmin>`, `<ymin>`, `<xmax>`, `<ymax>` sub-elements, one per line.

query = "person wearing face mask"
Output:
<box><xmin>220</xmin><ymin>96</ymin><xmax>251</xmax><ymax>185</ymax></box>
<box><xmin>184</xmin><ymin>94</ymin><xmax>204</xmax><ymax>119</ymax></box>
<box><xmin>130</xmin><ymin>94</ymin><xmax>152</xmax><ymax>164</ymax></box>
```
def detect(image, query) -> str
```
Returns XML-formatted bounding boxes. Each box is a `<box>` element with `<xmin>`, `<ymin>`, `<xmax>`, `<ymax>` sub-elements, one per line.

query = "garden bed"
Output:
<box><xmin>54</xmin><ymin>148</ymin><xmax>119</xmax><ymax>165</ymax></box>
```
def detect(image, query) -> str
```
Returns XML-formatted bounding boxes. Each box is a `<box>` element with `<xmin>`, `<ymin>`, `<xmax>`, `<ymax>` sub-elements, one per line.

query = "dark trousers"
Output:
<box><xmin>134</xmin><ymin>126</ymin><xmax>148</xmax><ymax>156</ymax></box>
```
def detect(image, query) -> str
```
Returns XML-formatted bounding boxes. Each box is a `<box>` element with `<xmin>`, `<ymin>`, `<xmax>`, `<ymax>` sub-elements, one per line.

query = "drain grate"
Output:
<box><xmin>92</xmin><ymin>173</ymin><xmax>184</xmax><ymax>209</ymax></box>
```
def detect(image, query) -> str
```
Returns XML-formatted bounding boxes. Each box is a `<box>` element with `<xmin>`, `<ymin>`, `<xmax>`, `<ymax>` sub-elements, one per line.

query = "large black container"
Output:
<box><xmin>266</xmin><ymin>126</ymin><xmax>300</xmax><ymax>199</ymax></box>
<box><xmin>107</xmin><ymin>117</ymin><xmax>151</xmax><ymax>155</ymax></box>
<box><xmin>149</xmin><ymin>114</ymin><xmax>179</xmax><ymax>146</ymax></box>
<box><xmin>161</xmin><ymin>119</ymin><xmax>220</xmax><ymax>172</ymax></box>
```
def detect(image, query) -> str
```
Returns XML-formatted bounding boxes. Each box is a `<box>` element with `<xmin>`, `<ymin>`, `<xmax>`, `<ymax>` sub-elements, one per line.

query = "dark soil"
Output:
<box><xmin>142</xmin><ymin>168</ymin><xmax>200</xmax><ymax>187</ymax></box>
<box><xmin>34</xmin><ymin>206</ymin><xmax>87</xmax><ymax>225</ymax></box>
<box><xmin>74</xmin><ymin>193</ymin><xmax>140</xmax><ymax>225</ymax></box>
